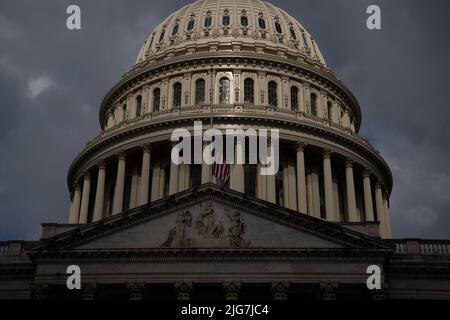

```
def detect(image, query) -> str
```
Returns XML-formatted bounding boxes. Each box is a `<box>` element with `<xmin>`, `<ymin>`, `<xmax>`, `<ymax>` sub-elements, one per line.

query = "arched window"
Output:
<box><xmin>195</xmin><ymin>79</ymin><xmax>205</xmax><ymax>105</ymax></box>
<box><xmin>241</xmin><ymin>16</ymin><xmax>248</xmax><ymax>27</ymax></box>
<box><xmin>187</xmin><ymin>19</ymin><xmax>195</xmax><ymax>31</ymax></box>
<box><xmin>275</xmin><ymin>22</ymin><xmax>282</xmax><ymax>33</ymax></box>
<box><xmin>153</xmin><ymin>88</ymin><xmax>160</xmax><ymax>112</ymax></box>
<box><xmin>258</xmin><ymin>17</ymin><xmax>266</xmax><ymax>29</ymax></box>
<box><xmin>159</xmin><ymin>29</ymin><xmax>165</xmax><ymax>43</ymax></box>
<box><xmin>172</xmin><ymin>23</ymin><xmax>179</xmax><ymax>36</ymax></box>
<box><xmin>310</xmin><ymin>93</ymin><xmax>317</xmax><ymax>116</ymax></box>
<box><xmin>219</xmin><ymin>77</ymin><xmax>230</xmax><ymax>104</ymax></box>
<box><xmin>290</xmin><ymin>87</ymin><xmax>299</xmax><ymax>111</ymax></box>
<box><xmin>173</xmin><ymin>82</ymin><xmax>182</xmax><ymax>107</ymax></box>
<box><xmin>268</xmin><ymin>81</ymin><xmax>278</xmax><ymax>107</ymax></box>
<box><xmin>222</xmin><ymin>15</ymin><xmax>230</xmax><ymax>26</ymax></box>
<box><xmin>204</xmin><ymin>16</ymin><xmax>212</xmax><ymax>28</ymax></box>
<box><xmin>244</xmin><ymin>78</ymin><xmax>254</xmax><ymax>104</ymax></box>
<box><xmin>327</xmin><ymin>101</ymin><xmax>333</xmax><ymax>120</ymax></box>
<box><xmin>135</xmin><ymin>95</ymin><xmax>142</xmax><ymax>117</ymax></box>
<box><xmin>289</xmin><ymin>27</ymin><xmax>297</xmax><ymax>40</ymax></box>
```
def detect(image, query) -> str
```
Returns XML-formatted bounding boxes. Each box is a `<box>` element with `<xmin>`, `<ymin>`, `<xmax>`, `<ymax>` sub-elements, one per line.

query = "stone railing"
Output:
<box><xmin>391</xmin><ymin>239</ymin><xmax>450</xmax><ymax>255</ymax></box>
<box><xmin>89</xmin><ymin>104</ymin><xmax>369</xmax><ymax>150</ymax></box>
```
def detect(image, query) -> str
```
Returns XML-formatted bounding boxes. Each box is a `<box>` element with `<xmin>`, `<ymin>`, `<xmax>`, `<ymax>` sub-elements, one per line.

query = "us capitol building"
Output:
<box><xmin>1</xmin><ymin>0</ymin><xmax>449</xmax><ymax>300</ymax></box>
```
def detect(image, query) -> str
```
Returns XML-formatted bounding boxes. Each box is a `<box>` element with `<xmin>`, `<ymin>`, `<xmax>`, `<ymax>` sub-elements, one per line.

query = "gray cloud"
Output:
<box><xmin>0</xmin><ymin>0</ymin><xmax>449</xmax><ymax>240</ymax></box>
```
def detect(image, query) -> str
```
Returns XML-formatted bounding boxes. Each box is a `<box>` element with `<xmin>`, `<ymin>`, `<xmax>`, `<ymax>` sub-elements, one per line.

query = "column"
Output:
<box><xmin>139</xmin><ymin>145</ymin><xmax>151</xmax><ymax>206</ymax></box>
<box><xmin>363</xmin><ymin>169</ymin><xmax>375</xmax><ymax>222</ymax></box>
<box><xmin>129</xmin><ymin>168</ymin><xmax>139</xmax><ymax>208</ymax></box>
<box><xmin>151</xmin><ymin>166</ymin><xmax>161</xmax><ymax>201</ymax></box>
<box><xmin>169</xmin><ymin>142</ymin><xmax>179</xmax><ymax>195</ymax></box>
<box><xmin>178</xmin><ymin>164</ymin><xmax>186</xmax><ymax>192</ymax></box>
<box><xmin>296</xmin><ymin>143</ymin><xmax>308</xmax><ymax>213</ymax></box>
<box><xmin>282</xmin><ymin>166</ymin><xmax>289</xmax><ymax>208</ymax></box>
<box><xmin>79</xmin><ymin>172</ymin><xmax>91</xmax><ymax>224</ymax></box>
<box><xmin>112</xmin><ymin>152</ymin><xmax>126</xmax><ymax>215</ymax></box>
<box><xmin>345</xmin><ymin>160</ymin><xmax>358</xmax><ymax>222</ymax></box>
<box><xmin>375</xmin><ymin>182</ymin><xmax>386</xmax><ymax>238</ymax></box>
<box><xmin>69</xmin><ymin>184</ymin><xmax>82</xmax><ymax>224</ymax></box>
<box><xmin>266</xmin><ymin>140</ymin><xmax>276</xmax><ymax>204</ymax></box>
<box><xmin>288</xmin><ymin>164</ymin><xmax>297</xmax><ymax>210</ymax></box>
<box><xmin>323</xmin><ymin>150</ymin><xmax>335</xmax><ymax>221</ymax></box>
<box><xmin>306</xmin><ymin>171</ymin><xmax>314</xmax><ymax>216</ymax></box>
<box><xmin>383</xmin><ymin>195</ymin><xmax>392</xmax><ymax>238</ymax></box>
<box><xmin>93</xmin><ymin>161</ymin><xmax>106</xmax><ymax>222</ymax></box>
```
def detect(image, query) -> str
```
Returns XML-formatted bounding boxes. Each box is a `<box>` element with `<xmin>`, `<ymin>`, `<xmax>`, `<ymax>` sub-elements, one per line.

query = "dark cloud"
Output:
<box><xmin>0</xmin><ymin>0</ymin><xmax>449</xmax><ymax>240</ymax></box>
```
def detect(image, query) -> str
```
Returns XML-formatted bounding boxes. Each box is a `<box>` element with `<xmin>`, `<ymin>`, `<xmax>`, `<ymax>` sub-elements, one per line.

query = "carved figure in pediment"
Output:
<box><xmin>162</xmin><ymin>210</ymin><xmax>192</xmax><ymax>247</ymax></box>
<box><xmin>196</xmin><ymin>204</ymin><xmax>224</xmax><ymax>239</ymax></box>
<box><xmin>226</xmin><ymin>209</ymin><xmax>250</xmax><ymax>248</ymax></box>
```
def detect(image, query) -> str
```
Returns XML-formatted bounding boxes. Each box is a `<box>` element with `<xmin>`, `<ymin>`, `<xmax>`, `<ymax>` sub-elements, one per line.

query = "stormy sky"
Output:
<box><xmin>0</xmin><ymin>0</ymin><xmax>449</xmax><ymax>240</ymax></box>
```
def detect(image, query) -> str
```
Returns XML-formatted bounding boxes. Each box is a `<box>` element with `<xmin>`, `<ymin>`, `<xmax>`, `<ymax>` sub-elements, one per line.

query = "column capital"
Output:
<box><xmin>83</xmin><ymin>170</ymin><xmax>91</xmax><ymax>179</ymax></box>
<box><xmin>375</xmin><ymin>180</ymin><xmax>384</xmax><ymax>189</ymax></box>
<box><xmin>271</xmin><ymin>282</ymin><xmax>290</xmax><ymax>301</ymax></box>
<box><xmin>126</xmin><ymin>282</ymin><xmax>145</xmax><ymax>300</ymax></box>
<box><xmin>296</xmin><ymin>142</ymin><xmax>307</xmax><ymax>152</ymax></box>
<box><xmin>116</xmin><ymin>151</ymin><xmax>127</xmax><ymax>161</ymax></box>
<box><xmin>320</xmin><ymin>282</ymin><xmax>339</xmax><ymax>301</ymax></box>
<box><xmin>363</xmin><ymin>168</ymin><xmax>371</xmax><ymax>178</ymax></box>
<box><xmin>345</xmin><ymin>159</ymin><xmax>354</xmax><ymax>168</ymax></box>
<box><xmin>175</xmin><ymin>282</ymin><xmax>193</xmax><ymax>301</ymax></box>
<box><xmin>81</xmin><ymin>283</ymin><xmax>98</xmax><ymax>301</ymax></box>
<box><xmin>97</xmin><ymin>160</ymin><xmax>106</xmax><ymax>170</ymax></box>
<box><xmin>322</xmin><ymin>149</ymin><xmax>332</xmax><ymax>159</ymax></box>
<box><xmin>141</xmin><ymin>144</ymin><xmax>152</xmax><ymax>153</ymax></box>
<box><xmin>223</xmin><ymin>282</ymin><xmax>241</xmax><ymax>301</ymax></box>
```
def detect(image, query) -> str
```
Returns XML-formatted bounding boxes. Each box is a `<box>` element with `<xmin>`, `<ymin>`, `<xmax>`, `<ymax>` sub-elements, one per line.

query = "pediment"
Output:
<box><xmin>77</xmin><ymin>200</ymin><xmax>341</xmax><ymax>250</ymax></box>
<box><xmin>28</xmin><ymin>185</ymin><xmax>392</xmax><ymax>253</ymax></box>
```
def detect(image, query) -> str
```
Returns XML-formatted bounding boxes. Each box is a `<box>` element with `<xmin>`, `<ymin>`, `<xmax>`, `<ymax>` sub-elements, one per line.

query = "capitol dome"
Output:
<box><xmin>67</xmin><ymin>0</ymin><xmax>393</xmax><ymax>239</ymax></box>
<box><xmin>135</xmin><ymin>0</ymin><xmax>326</xmax><ymax>67</ymax></box>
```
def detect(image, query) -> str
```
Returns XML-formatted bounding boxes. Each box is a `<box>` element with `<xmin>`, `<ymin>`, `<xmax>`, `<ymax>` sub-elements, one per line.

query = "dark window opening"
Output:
<box><xmin>244</xmin><ymin>78</ymin><xmax>254</xmax><ymax>104</ymax></box>
<box><xmin>268</xmin><ymin>81</ymin><xmax>277</xmax><ymax>107</ymax></box>
<box><xmin>291</xmin><ymin>86</ymin><xmax>299</xmax><ymax>111</ymax></box>
<box><xmin>204</xmin><ymin>16</ymin><xmax>212</xmax><ymax>28</ymax></box>
<box><xmin>153</xmin><ymin>88</ymin><xmax>161</xmax><ymax>112</ymax></box>
<box><xmin>173</xmin><ymin>82</ymin><xmax>182</xmax><ymax>107</ymax></box>
<box><xmin>195</xmin><ymin>79</ymin><xmax>206</xmax><ymax>104</ymax></box>
<box><xmin>241</xmin><ymin>16</ymin><xmax>248</xmax><ymax>27</ymax></box>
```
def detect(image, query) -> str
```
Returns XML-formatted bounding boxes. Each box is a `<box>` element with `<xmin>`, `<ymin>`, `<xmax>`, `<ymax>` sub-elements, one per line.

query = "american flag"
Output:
<box><xmin>212</xmin><ymin>151</ymin><xmax>230</xmax><ymax>183</ymax></box>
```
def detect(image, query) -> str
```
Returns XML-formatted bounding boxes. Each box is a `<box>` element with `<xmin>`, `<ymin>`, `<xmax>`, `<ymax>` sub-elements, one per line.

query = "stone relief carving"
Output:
<box><xmin>161</xmin><ymin>202</ymin><xmax>250</xmax><ymax>248</ymax></box>
<box><xmin>196</xmin><ymin>203</ymin><xmax>224</xmax><ymax>239</ymax></box>
<box><xmin>162</xmin><ymin>210</ymin><xmax>193</xmax><ymax>247</ymax></box>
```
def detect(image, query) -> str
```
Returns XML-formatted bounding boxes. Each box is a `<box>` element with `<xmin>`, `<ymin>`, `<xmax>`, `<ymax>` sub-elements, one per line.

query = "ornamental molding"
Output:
<box><xmin>99</xmin><ymin>52</ymin><xmax>361</xmax><ymax>129</ymax></box>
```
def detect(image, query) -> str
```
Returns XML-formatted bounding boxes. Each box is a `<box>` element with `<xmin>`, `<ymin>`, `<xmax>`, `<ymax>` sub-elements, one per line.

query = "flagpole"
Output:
<box><xmin>209</xmin><ymin>67</ymin><xmax>214</xmax><ymax>184</ymax></box>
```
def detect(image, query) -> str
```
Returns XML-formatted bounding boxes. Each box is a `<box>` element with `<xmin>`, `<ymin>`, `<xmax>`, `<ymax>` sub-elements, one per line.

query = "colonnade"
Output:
<box><xmin>68</xmin><ymin>141</ymin><xmax>392</xmax><ymax>238</ymax></box>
